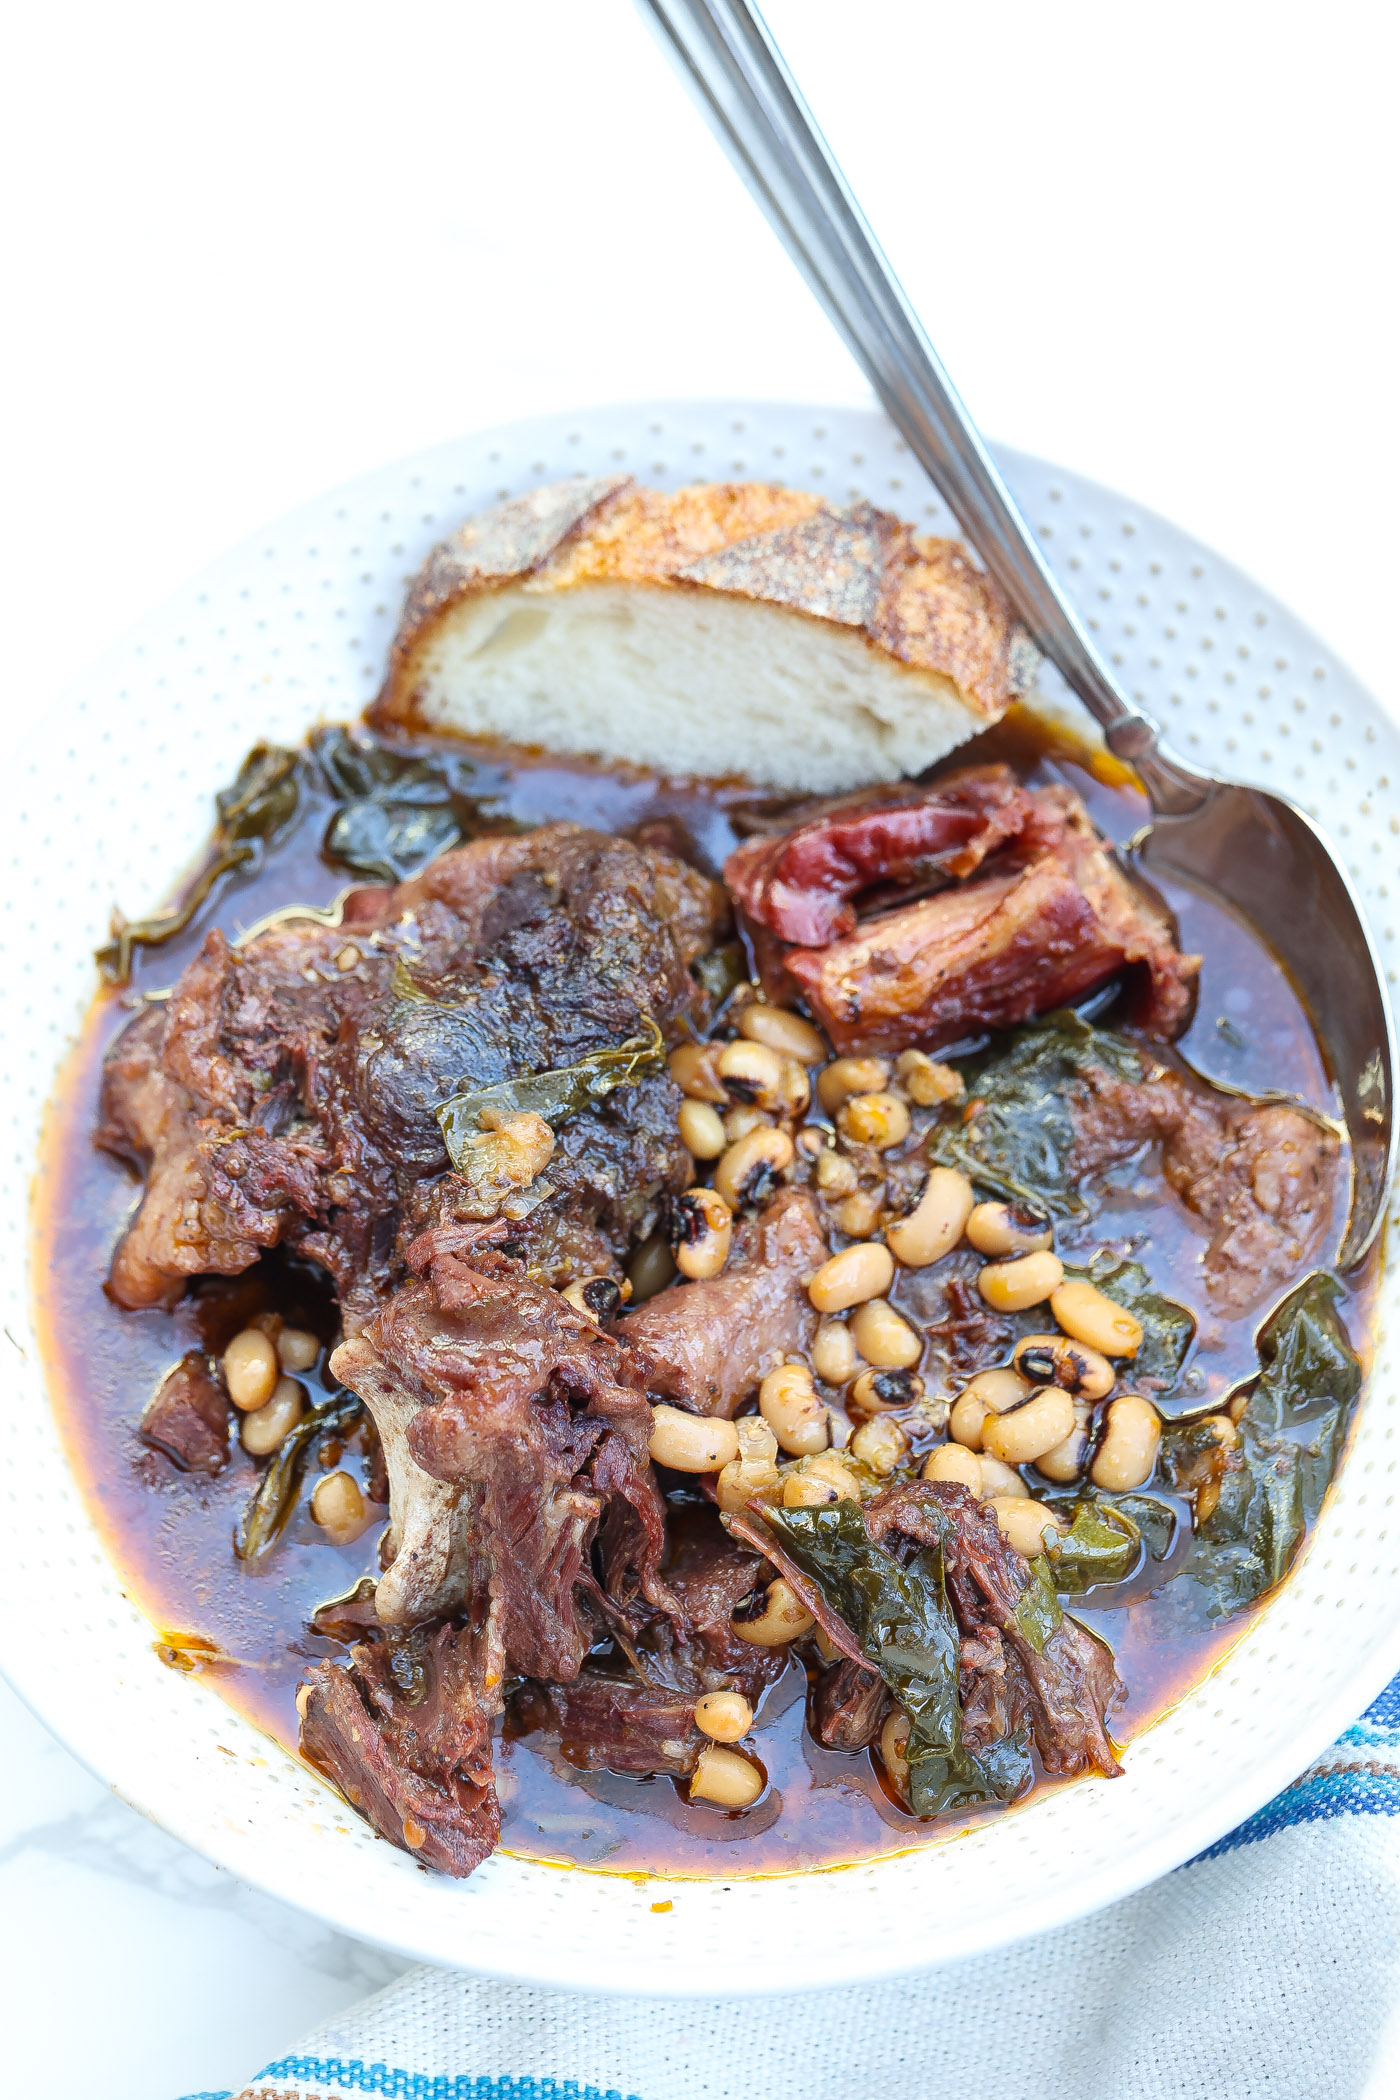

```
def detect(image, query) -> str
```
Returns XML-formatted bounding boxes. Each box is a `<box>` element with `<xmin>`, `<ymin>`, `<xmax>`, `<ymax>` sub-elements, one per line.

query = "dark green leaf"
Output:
<box><xmin>324</xmin><ymin>799</ymin><xmax>463</xmax><ymax>883</ymax></box>
<box><xmin>927</xmin><ymin>1015</ymin><xmax>1146</xmax><ymax>1217</ymax></box>
<box><xmin>97</xmin><ymin>744</ymin><xmax>302</xmax><ymax>984</ymax></box>
<box><xmin>1050</xmin><ymin>1501</ymin><xmax>1141</xmax><ymax>1594</ymax></box>
<box><xmin>1163</xmin><ymin>1273</ymin><xmax>1361</xmax><ymax>1618</ymax></box>
<box><xmin>761</xmin><ymin>1502</ymin><xmax>1031</xmax><ymax>1817</ymax></box>
<box><xmin>435</xmin><ymin>1018</ymin><xmax>667</xmax><ymax>1167</ymax></box>
<box><xmin>691</xmin><ymin>944</ymin><xmax>749</xmax><ymax>1011</ymax></box>
<box><xmin>1012</xmin><ymin>1551</ymin><xmax>1063</xmax><ymax>1649</ymax></box>
<box><xmin>1062</xmin><ymin>1255</ymin><xmax>1195</xmax><ymax>1394</ymax></box>
<box><xmin>1113</xmin><ymin>1493</ymin><xmax>1178</xmax><ymax>1561</ymax></box>
<box><xmin>234</xmin><ymin>1390</ymin><xmax>363</xmax><ymax>1563</ymax></box>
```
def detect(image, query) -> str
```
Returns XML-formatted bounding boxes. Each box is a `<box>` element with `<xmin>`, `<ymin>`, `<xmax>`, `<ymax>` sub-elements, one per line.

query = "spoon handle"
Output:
<box><xmin>639</xmin><ymin>0</ymin><xmax>1160</xmax><ymax>761</ymax></box>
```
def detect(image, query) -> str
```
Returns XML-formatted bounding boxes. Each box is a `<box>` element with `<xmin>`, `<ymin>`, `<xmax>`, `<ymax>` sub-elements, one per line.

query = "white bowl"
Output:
<box><xmin>3</xmin><ymin>400</ymin><xmax>1398</xmax><ymax>1993</ymax></box>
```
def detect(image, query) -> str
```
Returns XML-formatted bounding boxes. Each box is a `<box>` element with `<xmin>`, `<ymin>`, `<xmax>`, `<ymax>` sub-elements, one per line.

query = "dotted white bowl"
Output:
<box><xmin>3</xmin><ymin>401</ymin><xmax>1397</xmax><ymax>1993</ymax></box>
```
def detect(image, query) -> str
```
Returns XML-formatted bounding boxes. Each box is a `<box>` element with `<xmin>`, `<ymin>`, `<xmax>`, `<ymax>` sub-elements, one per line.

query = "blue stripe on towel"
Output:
<box><xmin>247</xmin><ymin>2066</ymin><xmax>642</xmax><ymax>2100</ymax></box>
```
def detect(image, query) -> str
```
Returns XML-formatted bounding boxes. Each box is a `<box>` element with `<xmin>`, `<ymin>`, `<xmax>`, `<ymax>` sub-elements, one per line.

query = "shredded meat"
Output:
<box><xmin>98</xmin><ymin>824</ymin><xmax>726</xmax><ymax>1322</ymax></box>
<box><xmin>298</xmin><ymin>1621</ymin><xmax>499</xmax><ymax>1876</ymax></box>
<box><xmin>811</xmin><ymin>1658</ymin><xmax>890</xmax><ymax>1751</ymax></box>
<box><xmin>332</xmin><ymin>1236</ymin><xmax>667</xmax><ymax>1650</ymax></box>
<box><xmin>725</xmin><ymin>764</ymin><xmax>1033</xmax><ymax>946</ymax></box>
<box><xmin>139</xmin><ymin>1351</ymin><xmax>230</xmax><ymax>1474</ymax></box>
<box><xmin>540</xmin><ymin>1673</ymin><xmax>702</xmax><ymax>1777</ymax></box>
<box><xmin>1069</xmin><ymin>1066</ymin><xmax>1338</xmax><ymax>1315</ymax></box>
<box><xmin>866</xmin><ymin>1480</ymin><xmax>1124</xmax><ymax>1780</ymax></box>
<box><xmin>623</xmin><ymin>1186</ymin><xmax>828</xmax><ymax>1417</ymax></box>
<box><xmin>783</xmin><ymin>786</ymin><xmax>1196</xmax><ymax>1053</ymax></box>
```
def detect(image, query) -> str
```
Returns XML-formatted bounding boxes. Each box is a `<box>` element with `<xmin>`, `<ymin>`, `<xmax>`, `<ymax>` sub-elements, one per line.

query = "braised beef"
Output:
<box><xmin>332</xmin><ymin>1238</ymin><xmax>668</xmax><ymax>1648</ymax></box>
<box><xmin>623</xmin><ymin>1186</ymin><xmax>828</xmax><ymax>1417</ymax></box>
<box><xmin>298</xmin><ymin>1621</ymin><xmax>499</xmax><ymax>1876</ymax></box>
<box><xmin>1069</xmin><ymin>1065</ymin><xmax>1337</xmax><ymax>1315</ymax></box>
<box><xmin>541</xmin><ymin>1672</ymin><xmax>702</xmax><ymax>1777</ymax></box>
<box><xmin>98</xmin><ymin>824</ymin><xmax>726</xmax><ymax>1322</ymax></box>
<box><xmin>139</xmin><ymin>1352</ymin><xmax>230</xmax><ymax>1474</ymax></box>
<box><xmin>812</xmin><ymin>1658</ymin><xmax>890</xmax><ymax>1751</ymax></box>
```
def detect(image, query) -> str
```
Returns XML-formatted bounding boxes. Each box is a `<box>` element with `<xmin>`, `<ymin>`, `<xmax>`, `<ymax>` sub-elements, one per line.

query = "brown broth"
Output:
<box><xmin>32</xmin><ymin>716</ymin><xmax>1376</xmax><ymax>1878</ymax></box>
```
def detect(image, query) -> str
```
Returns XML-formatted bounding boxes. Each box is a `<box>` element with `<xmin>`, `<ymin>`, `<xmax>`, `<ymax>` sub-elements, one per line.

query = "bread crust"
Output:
<box><xmin>376</xmin><ymin>477</ymin><xmax>1029</xmax><ymax>733</ymax></box>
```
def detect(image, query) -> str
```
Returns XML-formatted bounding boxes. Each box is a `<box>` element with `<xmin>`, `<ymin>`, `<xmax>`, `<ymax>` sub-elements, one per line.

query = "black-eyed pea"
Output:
<box><xmin>693</xmin><ymin>1691</ymin><xmax>754</xmax><ymax>1743</ymax></box>
<box><xmin>990</xmin><ymin>1496</ymin><xmax>1068</xmax><ymax>1558</ymax></box>
<box><xmin>965</xmin><ymin>1199</ymin><xmax>1054</xmax><ymax>1258</ymax></box>
<box><xmin>894</xmin><ymin>1050</ymin><xmax>964</xmax><ymax>1106</ymax></box>
<box><xmin>648</xmin><ymin>1405</ymin><xmax>740</xmax><ymax>1473</ymax></box>
<box><xmin>672</xmin><ymin>1186</ymin><xmax>734</xmax><ymax>1280</ymax></box>
<box><xmin>848</xmin><ymin>1413</ymin><xmax>910</xmax><ymax>1475</ymax></box>
<box><xmin>561</xmin><ymin>1276</ymin><xmax>625</xmax><ymax>1323</ymax></box>
<box><xmin>669</xmin><ymin>1041</ymin><xmax>727</xmax><ymax>1103</ymax></box>
<box><xmin>812</xmin><ymin>1317</ymin><xmax>860</xmax><ymax>1386</ymax></box>
<box><xmin>948</xmin><ymin>1366</ymin><xmax>1033</xmax><ymax>1449</ymax></box>
<box><xmin>814</xmin><ymin>1148</ymin><xmax>859</xmax><ymax>1194</ymax></box>
<box><xmin>837</xmin><ymin>1091</ymin><xmax>911</xmax><ymax>1151</ymax></box>
<box><xmin>714</xmin><ymin>1417</ymin><xmax>783</xmax><ymax>1511</ymax></box>
<box><xmin>223</xmin><ymin>1327</ymin><xmax>279</xmax><ymax>1412</ymax></box>
<box><xmin>849</xmin><ymin>1296</ymin><xmax>921</xmax><ymax>1370</ymax></box>
<box><xmin>738</xmin><ymin>1003</ymin><xmax>827</xmax><ymax>1064</ymax></box>
<box><xmin>835</xmin><ymin>1189</ymin><xmax>884</xmax><ymax>1238</ymax></box>
<box><xmin>817</xmin><ymin>1055</ymin><xmax>890</xmax><ymax>1114</ymax></box>
<box><xmin>690</xmin><ymin>1743</ymin><xmax>765</xmax><ymax>1807</ymax></box>
<box><xmin>1012</xmin><ymin>1332</ymin><xmax>1114</xmax><ymax>1400</ymax></box>
<box><xmin>240</xmin><ymin>1376</ymin><xmax>305</xmax><ymax>1455</ymax></box>
<box><xmin>1050</xmin><ymin>1278</ymin><xmax>1144</xmax><ymax>1358</ymax></box>
<box><xmin>1090</xmin><ymin>1394</ymin><xmax>1162</xmax><ymax>1491</ymax></box>
<box><xmin>775</xmin><ymin>1056</ymin><xmax>812</xmax><ymax>1118</ymax></box>
<box><xmin>880</xmin><ymin>1709</ymin><xmax>911</xmax><ymax>1796</ymax></box>
<box><xmin>923</xmin><ymin>1443</ymin><xmax>984</xmax><ymax>1493</ymax></box>
<box><xmin>981</xmin><ymin>1387</ymin><xmax>1077</xmax><ymax>1466</ymax></box>
<box><xmin>628</xmin><ymin>1232</ymin><xmax>677</xmax><ymax>1303</ymax></box>
<box><xmin>724</xmin><ymin>1102</ymin><xmax>770</xmax><ymax>1142</ymax></box>
<box><xmin>678</xmin><ymin>1099</ymin><xmax>727</xmax><ymax>1160</ymax></box>
<box><xmin>276</xmin><ymin>1326</ymin><xmax>320</xmax><ymax>1373</ymax></box>
<box><xmin>714</xmin><ymin>1127</ymin><xmax>794</xmax><ymax>1210</ymax></box>
<box><xmin>732</xmin><ymin>1577</ymin><xmax>815</xmax><ymax>1646</ymax></box>
<box><xmin>717</xmin><ymin>1038</ymin><xmax>785</xmax><ymax>1109</ymax></box>
<box><xmin>1034</xmin><ymin>1400</ymin><xmax>1094</xmax><ymax>1484</ymax></box>
<box><xmin>783</xmin><ymin>1453</ymin><xmax>861</xmax><ymax>1505</ymax></box>
<box><xmin>759</xmin><ymin>1362</ymin><xmax>829</xmax><ymax>1456</ymax></box>
<box><xmin>808</xmin><ymin>1241</ymin><xmax>894</xmax><ymax>1313</ymax></box>
<box><xmin>849</xmin><ymin>1367</ymin><xmax>923</xmax><ymax>1417</ymax></box>
<box><xmin>976</xmin><ymin>1455</ymin><xmax>1026</xmax><ymax>1499</ymax></box>
<box><xmin>978</xmin><ymin>1250</ymin><xmax>1064</xmax><ymax>1311</ymax></box>
<box><xmin>884</xmin><ymin>1166</ymin><xmax>975</xmax><ymax>1267</ymax></box>
<box><xmin>310</xmin><ymin>1470</ymin><xmax>369</xmax><ymax>1546</ymax></box>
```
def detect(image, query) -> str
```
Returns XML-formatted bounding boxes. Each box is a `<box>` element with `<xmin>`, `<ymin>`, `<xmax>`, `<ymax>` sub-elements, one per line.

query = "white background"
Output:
<box><xmin>1</xmin><ymin>3</ymin><xmax>1396</xmax><ymax>2094</ymax></box>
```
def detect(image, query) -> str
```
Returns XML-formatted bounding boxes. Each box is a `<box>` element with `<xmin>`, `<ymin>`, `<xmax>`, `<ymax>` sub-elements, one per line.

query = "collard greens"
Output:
<box><xmin>1164</xmin><ymin>1273</ymin><xmax>1361</xmax><ymax>1618</ymax></box>
<box><xmin>761</xmin><ymin>1501</ymin><xmax>1032</xmax><ymax>1815</ymax></box>
<box><xmin>435</xmin><ymin>1019</ymin><xmax>667</xmax><ymax>1167</ymax></box>
<box><xmin>1061</xmin><ymin>1255</ymin><xmax>1195</xmax><ymax>1396</ymax></box>
<box><xmin>928</xmin><ymin>1015</ymin><xmax>1145</xmax><ymax>1216</ymax></box>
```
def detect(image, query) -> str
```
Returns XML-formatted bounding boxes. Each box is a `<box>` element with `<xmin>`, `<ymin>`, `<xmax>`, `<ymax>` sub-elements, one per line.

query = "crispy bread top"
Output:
<box><xmin>380</xmin><ymin>476</ymin><xmax>1029</xmax><ymax>723</ymax></box>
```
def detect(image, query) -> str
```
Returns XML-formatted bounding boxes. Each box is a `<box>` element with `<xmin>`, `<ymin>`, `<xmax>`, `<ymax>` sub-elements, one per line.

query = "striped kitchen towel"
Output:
<box><xmin>208</xmin><ymin>1675</ymin><xmax>1400</xmax><ymax>2100</ymax></box>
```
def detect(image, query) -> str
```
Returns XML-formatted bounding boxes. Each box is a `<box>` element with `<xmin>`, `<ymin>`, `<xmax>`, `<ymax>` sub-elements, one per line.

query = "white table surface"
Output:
<box><xmin>2</xmin><ymin>2</ymin><xmax>1396</xmax><ymax>2092</ymax></box>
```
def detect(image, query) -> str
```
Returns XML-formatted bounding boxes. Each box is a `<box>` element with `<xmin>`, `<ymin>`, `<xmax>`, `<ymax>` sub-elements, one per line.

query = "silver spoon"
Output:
<box><xmin>640</xmin><ymin>0</ymin><xmax>1395</xmax><ymax>1267</ymax></box>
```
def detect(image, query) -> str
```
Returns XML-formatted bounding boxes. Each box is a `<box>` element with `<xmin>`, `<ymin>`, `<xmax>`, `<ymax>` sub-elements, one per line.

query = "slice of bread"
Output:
<box><xmin>372</xmin><ymin>476</ymin><xmax>1036</xmax><ymax>791</ymax></box>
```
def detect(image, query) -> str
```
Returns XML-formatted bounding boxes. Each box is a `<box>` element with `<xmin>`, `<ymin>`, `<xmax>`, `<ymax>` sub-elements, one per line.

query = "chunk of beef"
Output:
<box><xmin>98</xmin><ymin>824</ymin><xmax>726</xmax><ymax>1321</ymax></box>
<box><xmin>298</xmin><ymin>1621</ymin><xmax>499</xmax><ymax>1877</ymax></box>
<box><xmin>725</xmin><ymin>764</ymin><xmax>1034</xmax><ymax>946</ymax></box>
<box><xmin>331</xmin><ymin>1239</ymin><xmax>668</xmax><ymax>1664</ymax></box>
<box><xmin>139</xmin><ymin>1351</ymin><xmax>230</xmax><ymax>1474</ymax></box>
<box><xmin>811</xmin><ymin>1658</ymin><xmax>889</xmax><ymax>1751</ymax></box>
<box><xmin>622</xmin><ymin>1186</ymin><xmax>828</xmax><ymax>1417</ymax></box>
<box><xmin>540</xmin><ymin>1672</ymin><xmax>702</xmax><ymax>1777</ymax></box>
<box><xmin>784</xmin><ymin>788</ymin><xmax>1195</xmax><ymax>1054</ymax></box>
<box><xmin>1067</xmin><ymin>1064</ymin><xmax>1339</xmax><ymax>1316</ymax></box>
<box><xmin>866</xmin><ymin>1481</ymin><xmax>1124</xmax><ymax>1780</ymax></box>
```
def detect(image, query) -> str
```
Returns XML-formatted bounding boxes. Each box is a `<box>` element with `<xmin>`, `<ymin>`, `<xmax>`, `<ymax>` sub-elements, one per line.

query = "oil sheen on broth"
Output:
<box><xmin>33</xmin><ymin>715</ymin><xmax>1371</xmax><ymax>1877</ymax></box>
